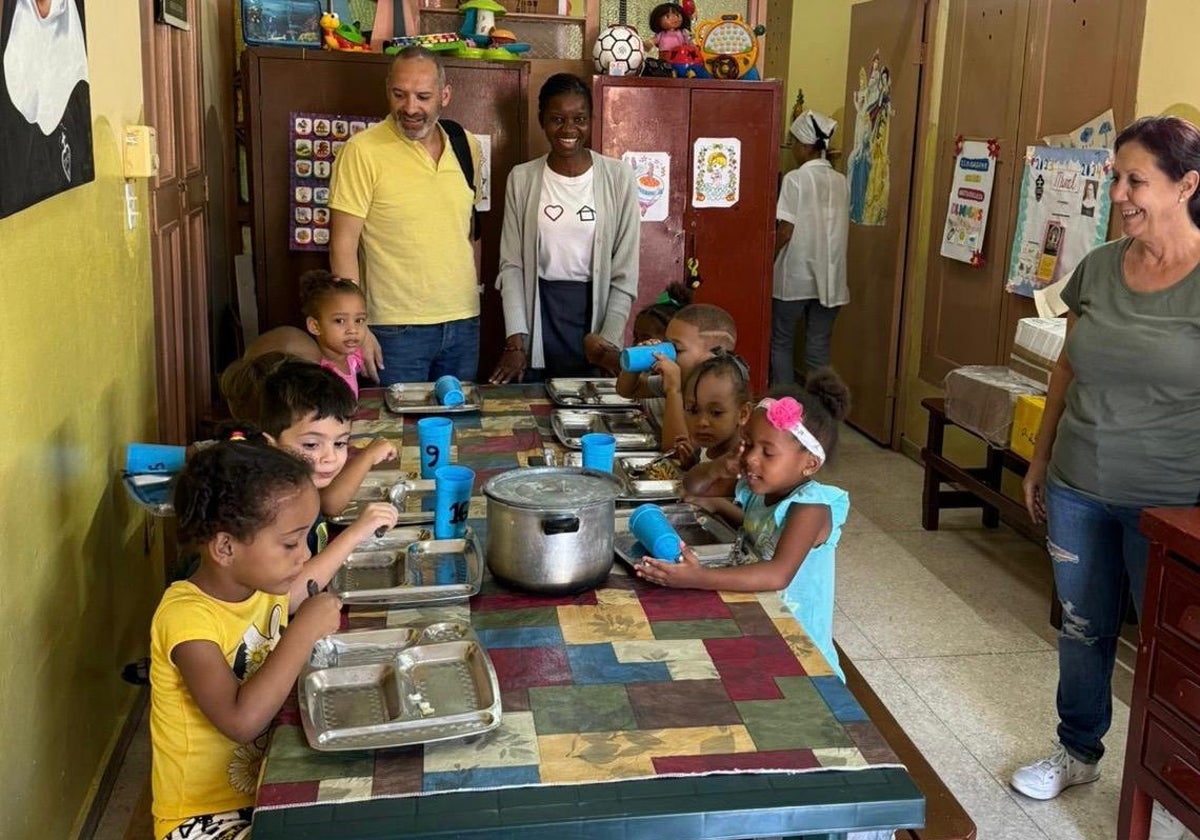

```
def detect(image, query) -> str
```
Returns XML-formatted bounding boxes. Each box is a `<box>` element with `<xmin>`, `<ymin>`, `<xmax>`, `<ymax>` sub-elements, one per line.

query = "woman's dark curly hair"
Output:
<box><xmin>299</xmin><ymin>269</ymin><xmax>365</xmax><ymax>319</ymax></box>
<box><xmin>766</xmin><ymin>367</ymin><xmax>852</xmax><ymax>460</ymax></box>
<box><xmin>538</xmin><ymin>72</ymin><xmax>592</xmax><ymax>118</ymax></box>
<box><xmin>174</xmin><ymin>429</ymin><xmax>312</xmax><ymax>544</ymax></box>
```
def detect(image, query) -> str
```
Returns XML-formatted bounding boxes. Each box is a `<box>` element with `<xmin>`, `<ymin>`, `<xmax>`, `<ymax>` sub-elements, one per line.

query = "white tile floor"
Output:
<box><xmin>823</xmin><ymin>427</ymin><xmax>1138</xmax><ymax>840</ymax></box>
<box><xmin>93</xmin><ymin>426</ymin><xmax>1144</xmax><ymax>839</ymax></box>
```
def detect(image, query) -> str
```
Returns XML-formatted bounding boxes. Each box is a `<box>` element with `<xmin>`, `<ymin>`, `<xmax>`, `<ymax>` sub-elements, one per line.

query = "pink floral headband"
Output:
<box><xmin>757</xmin><ymin>397</ymin><xmax>826</xmax><ymax>464</ymax></box>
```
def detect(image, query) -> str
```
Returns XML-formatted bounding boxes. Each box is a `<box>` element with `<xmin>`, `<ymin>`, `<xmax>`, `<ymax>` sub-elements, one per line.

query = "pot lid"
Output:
<box><xmin>483</xmin><ymin>467</ymin><xmax>623</xmax><ymax>509</ymax></box>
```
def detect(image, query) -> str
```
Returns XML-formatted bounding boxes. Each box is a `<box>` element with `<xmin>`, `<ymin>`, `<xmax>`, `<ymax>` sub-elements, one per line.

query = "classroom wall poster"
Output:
<box><xmin>0</xmin><ymin>0</ymin><xmax>94</xmax><ymax>218</ymax></box>
<box><xmin>692</xmin><ymin>138</ymin><xmax>739</xmax><ymax>208</ymax></box>
<box><xmin>940</xmin><ymin>137</ymin><xmax>999</xmax><ymax>265</ymax></box>
<box><xmin>1005</xmin><ymin>145</ymin><xmax>1113</xmax><ymax>298</ymax></box>
<box><xmin>622</xmin><ymin>151</ymin><xmax>669</xmax><ymax>222</ymax></box>
<box><xmin>289</xmin><ymin>111</ymin><xmax>380</xmax><ymax>252</ymax></box>
<box><xmin>846</xmin><ymin>50</ymin><xmax>892</xmax><ymax>226</ymax></box>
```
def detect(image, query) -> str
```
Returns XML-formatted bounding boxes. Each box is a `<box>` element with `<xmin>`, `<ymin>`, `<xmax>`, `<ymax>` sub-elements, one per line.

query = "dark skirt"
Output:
<box><xmin>534</xmin><ymin>278</ymin><xmax>600</xmax><ymax>379</ymax></box>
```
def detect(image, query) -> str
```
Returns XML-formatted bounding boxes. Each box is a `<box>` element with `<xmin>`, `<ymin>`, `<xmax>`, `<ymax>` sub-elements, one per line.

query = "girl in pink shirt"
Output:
<box><xmin>300</xmin><ymin>270</ymin><xmax>367</xmax><ymax>397</ymax></box>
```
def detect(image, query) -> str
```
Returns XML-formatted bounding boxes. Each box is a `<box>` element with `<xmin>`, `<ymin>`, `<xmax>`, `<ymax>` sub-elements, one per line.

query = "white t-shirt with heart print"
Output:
<box><xmin>536</xmin><ymin>165</ymin><xmax>597</xmax><ymax>283</ymax></box>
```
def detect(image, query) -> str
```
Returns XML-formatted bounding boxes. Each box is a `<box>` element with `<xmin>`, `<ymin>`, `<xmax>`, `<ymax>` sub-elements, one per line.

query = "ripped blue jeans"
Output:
<box><xmin>1045</xmin><ymin>478</ymin><xmax>1149</xmax><ymax>764</ymax></box>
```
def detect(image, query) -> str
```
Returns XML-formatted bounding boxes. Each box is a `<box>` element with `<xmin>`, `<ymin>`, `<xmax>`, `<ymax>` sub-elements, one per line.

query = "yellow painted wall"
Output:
<box><xmin>1137</xmin><ymin>0</ymin><xmax>1200</xmax><ymax>123</ymax></box>
<box><xmin>785</xmin><ymin>0</ymin><xmax>855</xmax><ymax>153</ymax></box>
<box><xmin>0</xmin><ymin>4</ymin><xmax>163</xmax><ymax>839</ymax></box>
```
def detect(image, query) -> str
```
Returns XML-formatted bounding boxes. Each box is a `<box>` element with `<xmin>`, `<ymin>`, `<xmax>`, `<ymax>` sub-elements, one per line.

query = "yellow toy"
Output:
<box><xmin>320</xmin><ymin>11</ymin><xmax>370</xmax><ymax>52</ymax></box>
<box><xmin>694</xmin><ymin>14</ymin><xmax>765</xmax><ymax>80</ymax></box>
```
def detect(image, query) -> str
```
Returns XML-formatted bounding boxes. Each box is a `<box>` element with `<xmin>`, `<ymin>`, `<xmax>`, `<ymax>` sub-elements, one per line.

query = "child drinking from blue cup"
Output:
<box><xmin>637</xmin><ymin>370</ymin><xmax>852</xmax><ymax>681</ymax></box>
<box><xmin>616</xmin><ymin>302</ymin><xmax>738</xmax><ymax>452</ymax></box>
<box><xmin>150</xmin><ymin>439</ymin><xmax>344</xmax><ymax>839</ymax></box>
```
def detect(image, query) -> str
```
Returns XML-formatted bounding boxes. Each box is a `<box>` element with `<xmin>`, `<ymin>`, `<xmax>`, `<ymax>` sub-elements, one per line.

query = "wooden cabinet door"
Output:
<box><xmin>687</xmin><ymin>84</ymin><xmax>780</xmax><ymax>394</ymax></box>
<box><xmin>592</xmin><ymin>80</ymin><xmax>691</xmax><ymax>338</ymax></box>
<box><xmin>593</xmin><ymin>77</ymin><xmax>780</xmax><ymax>393</ymax></box>
<box><xmin>831</xmin><ymin>0</ymin><xmax>927</xmax><ymax>444</ymax></box>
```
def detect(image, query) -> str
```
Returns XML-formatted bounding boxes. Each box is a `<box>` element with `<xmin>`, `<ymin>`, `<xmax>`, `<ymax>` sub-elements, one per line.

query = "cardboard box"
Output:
<box><xmin>1009</xmin><ymin>395</ymin><xmax>1046</xmax><ymax>461</ymax></box>
<box><xmin>944</xmin><ymin>366</ymin><xmax>1045</xmax><ymax>448</ymax></box>
<box><xmin>1009</xmin><ymin>317</ymin><xmax>1066</xmax><ymax>387</ymax></box>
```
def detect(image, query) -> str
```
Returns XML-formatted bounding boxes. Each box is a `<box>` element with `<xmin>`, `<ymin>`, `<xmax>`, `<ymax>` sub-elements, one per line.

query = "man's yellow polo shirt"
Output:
<box><xmin>330</xmin><ymin>117</ymin><xmax>480</xmax><ymax>325</ymax></box>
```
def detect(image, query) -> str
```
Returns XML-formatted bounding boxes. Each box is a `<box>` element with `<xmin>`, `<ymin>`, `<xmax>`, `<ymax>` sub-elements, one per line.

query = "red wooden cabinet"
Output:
<box><xmin>591</xmin><ymin>77</ymin><xmax>781</xmax><ymax>393</ymax></box>
<box><xmin>1120</xmin><ymin>507</ymin><xmax>1200</xmax><ymax>840</ymax></box>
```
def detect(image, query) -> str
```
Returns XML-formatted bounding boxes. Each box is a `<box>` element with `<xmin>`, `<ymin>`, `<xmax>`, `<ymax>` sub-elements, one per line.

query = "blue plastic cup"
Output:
<box><xmin>126</xmin><ymin>442</ymin><xmax>187</xmax><ymax>475</ymax></box>
<box><xmin>619</xmin><ymin>342</ymin><xmax>676</xmax><ymax>373</ymax></box>
<box><xmin>417</xmin><ymin>417</ymin><xmax>454</xmax><ymax>479</ymax></box>
<box><xmin>434</xmin><ymin>375</ymin><xmax>466</xmax><ymax>407</ymax></box>
<box><xmin>629</xmin><ymin>503</ymin><xmax>682</xmax><ymax>562</ymax></box>
<box><xmin>434</xmin><ymin>465</ymin><xmax>475</xmax><ymax>539</ymax></box>
<box><xmin>580</xmin><ymin>433</ymin><xmax>617</xmax><ymax>472</ymax></box>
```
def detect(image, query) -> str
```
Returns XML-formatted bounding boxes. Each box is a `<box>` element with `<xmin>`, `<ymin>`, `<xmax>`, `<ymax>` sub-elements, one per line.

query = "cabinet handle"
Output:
<box><xmin>1175</xmin><ymin>679</ymin><xmax>1200</xmax><ymax>720</ymax></box>
<box><xmin>1179</xmin><ymin>605</ymin><xmax>1200</xmax><ymax>642</ymax></box>
<box><xmin>1163</xmin><ymin>755</ymin><xmax>1200</xmax><ymax>805</ymax></box>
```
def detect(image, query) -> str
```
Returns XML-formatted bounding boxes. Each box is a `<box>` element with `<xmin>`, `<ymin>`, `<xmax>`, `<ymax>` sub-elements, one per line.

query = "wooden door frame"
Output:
<box><xmin>139</xmin><ymin>0</ymin><xmax>212</xmax><ymax>445</ymax></box>
<box><xmin>892</xmin><ymin>0</ymin><xmax>936</xmax><ymax>453</ymax></box>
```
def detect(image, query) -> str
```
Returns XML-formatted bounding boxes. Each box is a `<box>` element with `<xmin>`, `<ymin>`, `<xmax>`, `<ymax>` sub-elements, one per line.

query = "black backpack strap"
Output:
<box><xmin>441</xmin><ymin>119</ymin><xmax>480</xmax><ymax>241</ymax></box>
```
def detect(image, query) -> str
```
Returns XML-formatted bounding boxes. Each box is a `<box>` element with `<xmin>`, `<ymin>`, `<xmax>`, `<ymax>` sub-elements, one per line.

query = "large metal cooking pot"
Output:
<box><xmin>483</xmin><ymin>467</ymin><xmax>625</xmax><ymax>594</ymax></box>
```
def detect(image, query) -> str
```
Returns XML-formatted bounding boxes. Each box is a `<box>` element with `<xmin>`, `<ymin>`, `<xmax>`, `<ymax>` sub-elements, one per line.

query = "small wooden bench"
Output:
<box><xmin>920</xmin><ymin>397</ymin><xmax>1041</xmax><ymax>541</ymax></box>
<box><xmin>920</xmin><ymin>396</ymin><xmax>1059</xmax><ymax>630</ymax></box>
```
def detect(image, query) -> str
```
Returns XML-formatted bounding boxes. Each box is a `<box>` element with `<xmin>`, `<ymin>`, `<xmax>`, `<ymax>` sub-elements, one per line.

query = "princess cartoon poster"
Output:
<box><xmin>692</xmin><ymin>138</ymin><xmax>740</xmax><ymax>208</ymax></box>
<box><xmin>846</xmin><ymin>50</ymin><xmax>892</xmax><ymax>226</ymax></box>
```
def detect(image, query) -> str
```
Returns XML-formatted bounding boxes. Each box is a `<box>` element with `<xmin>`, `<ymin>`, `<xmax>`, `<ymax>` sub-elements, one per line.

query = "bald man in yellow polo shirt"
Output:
<box><xmin>329</xmin><ymin>47</ymin><xmax>482</xmax><ymax>387</ymax></box>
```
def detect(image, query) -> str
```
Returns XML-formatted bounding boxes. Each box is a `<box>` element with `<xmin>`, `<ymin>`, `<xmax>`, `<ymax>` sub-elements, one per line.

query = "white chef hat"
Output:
<box><xmin>789</xmin><ymin>110</ymin><xmax>838</xmax><ymax>151</ymax></box>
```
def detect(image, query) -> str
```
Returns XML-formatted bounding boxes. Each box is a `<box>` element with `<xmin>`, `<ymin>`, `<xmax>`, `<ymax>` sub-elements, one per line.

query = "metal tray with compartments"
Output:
<box><xmin>551</xmin><ymin>409</ymin><xmax>657</xmax><ymax>450</ymax></box>
<box><xmin>329</xmin><ymin>527</ymin><xmax>482</xmax><ymax>606</ymax></box>
<box><xmin>300</xmin><ymin>621</ymin><xmax>501</xmax><ymax>752</ymax></box>
<box><xmin>613</xmin><ymin>503</ymin><xmax>756</xmax><ymax>568</ymax></box>
<box><xmin>545</xmin><ymin>378</ymin><xmax>639</xmax><ymax>409</ymax></box>
<box><xmin>384</xmin><ymin>382</ymin><xmax>483</xmax><ymax>414</ymax></box>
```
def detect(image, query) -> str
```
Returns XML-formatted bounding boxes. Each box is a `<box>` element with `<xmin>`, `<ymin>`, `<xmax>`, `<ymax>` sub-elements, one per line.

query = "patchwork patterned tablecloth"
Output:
<box><xmin>256</xmin><ymin>385</ymin><xmax>900</xmax><ymax>813</ymax></box>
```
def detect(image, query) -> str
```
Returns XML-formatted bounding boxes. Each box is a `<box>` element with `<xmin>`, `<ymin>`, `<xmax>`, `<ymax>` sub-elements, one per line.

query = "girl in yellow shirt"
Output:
<box><xmin>149</xmin><ymin>436</ymin><xmax>343</xmax><ymax>839</ymax></box>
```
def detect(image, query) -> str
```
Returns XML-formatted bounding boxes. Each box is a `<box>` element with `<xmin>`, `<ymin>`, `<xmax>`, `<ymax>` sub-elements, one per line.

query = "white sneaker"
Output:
<box><xmin>1010</xmin><ymin>744</ymin><xmax>1100</xmax><ymax>800</ymax></box>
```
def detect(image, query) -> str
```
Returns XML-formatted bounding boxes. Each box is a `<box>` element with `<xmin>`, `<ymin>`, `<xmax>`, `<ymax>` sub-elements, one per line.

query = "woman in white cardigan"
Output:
<box><xmin>489</xmin><ymin>73</ymin><xmax>640</xmax><ymax>383</ymax></box>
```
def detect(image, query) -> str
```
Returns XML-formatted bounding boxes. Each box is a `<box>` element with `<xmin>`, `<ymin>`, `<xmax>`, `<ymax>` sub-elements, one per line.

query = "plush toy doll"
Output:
<box><xmin>648</xmin><ymin>2</ymin><xmax>693</xmax><ymax>63</ymax></box>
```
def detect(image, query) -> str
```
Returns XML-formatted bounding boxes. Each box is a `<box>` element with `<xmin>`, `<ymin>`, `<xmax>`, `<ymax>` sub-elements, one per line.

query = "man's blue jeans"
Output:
<box><xmin>372</xmin><ymin>317</ymin><xmax>479</xmax><ymax>386</ymax></box>
<box><xmin>1045</xmin><ymin>478</ymin><xmax>1149</xmax><ymax>764</ymax></box>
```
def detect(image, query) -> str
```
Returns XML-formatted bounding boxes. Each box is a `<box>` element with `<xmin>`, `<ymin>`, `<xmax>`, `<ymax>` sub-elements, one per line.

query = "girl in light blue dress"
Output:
<box><xmin>636</xmin><ymin>370</ymin><xmax>851</xmax><ymax>680</ymax></box>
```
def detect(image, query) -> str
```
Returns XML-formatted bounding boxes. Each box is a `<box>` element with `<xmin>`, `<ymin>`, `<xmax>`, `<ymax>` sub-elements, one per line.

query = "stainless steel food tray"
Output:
<box><xmin>384</xmin><ymin>382</ymin><xmax>482</xmax><ymax>414</ymax></box>
<box><xmin>300</xmin><ymin>622</ymin><xmax>501</xmax><ymax>751</ymax></box>
<box><xmin>551</xmin><ymin>409</ymin><xmax>657</xmax><ymax>450</ymax></box>
<box><xmin>613</xmin><ymin>503</ymin><xmax>756</xmax><ymax>568</ymax></box>
<box><xmin>330</xmin><ymin>527</ymin><xmax>483</xmax><ymax>606</ymax></box>
<box><xmin>545</xmin><ymin>378</ymin><xmax>638</xmax><ymax>409</ymax></box>
<box><xmin>330</xmin><ymin>478</ymin><xmax>437</xmax><ymax>526</ymax></box>
<box><xmin>614</xmin><ymin>454</ymin><xmax>683</xmax><ymax>501</ymax></box>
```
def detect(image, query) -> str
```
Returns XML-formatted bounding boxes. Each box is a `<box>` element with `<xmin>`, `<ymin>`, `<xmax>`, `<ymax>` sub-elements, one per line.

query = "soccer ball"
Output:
<box><xmin>594</xmin><ymin>24</ymin><xmax>644</xmax><ymax>76</ymax></box>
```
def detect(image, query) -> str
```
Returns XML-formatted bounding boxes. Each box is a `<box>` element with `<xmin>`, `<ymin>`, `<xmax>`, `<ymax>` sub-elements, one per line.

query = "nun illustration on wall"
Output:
<box><xmin>0</xmin><ymin>0</ymin><xmax>93</xmax><ymax>218</ymax></box>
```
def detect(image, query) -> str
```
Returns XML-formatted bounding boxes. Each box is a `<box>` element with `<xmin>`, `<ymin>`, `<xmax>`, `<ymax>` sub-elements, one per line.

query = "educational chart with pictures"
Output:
<box><xmin>940</xmin><ymin>138</ymin><xmax>998</xmax><ymax>265</ymax></box>
<box><xmin>1005</xmin><ymin>146</ymin><xmax>1113</xmax><ymax>298</ymax></box>
<box><xmin>290</xmin><ymin>112</ymin><xmax>380</xmax><ymax>251</ymax></box>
